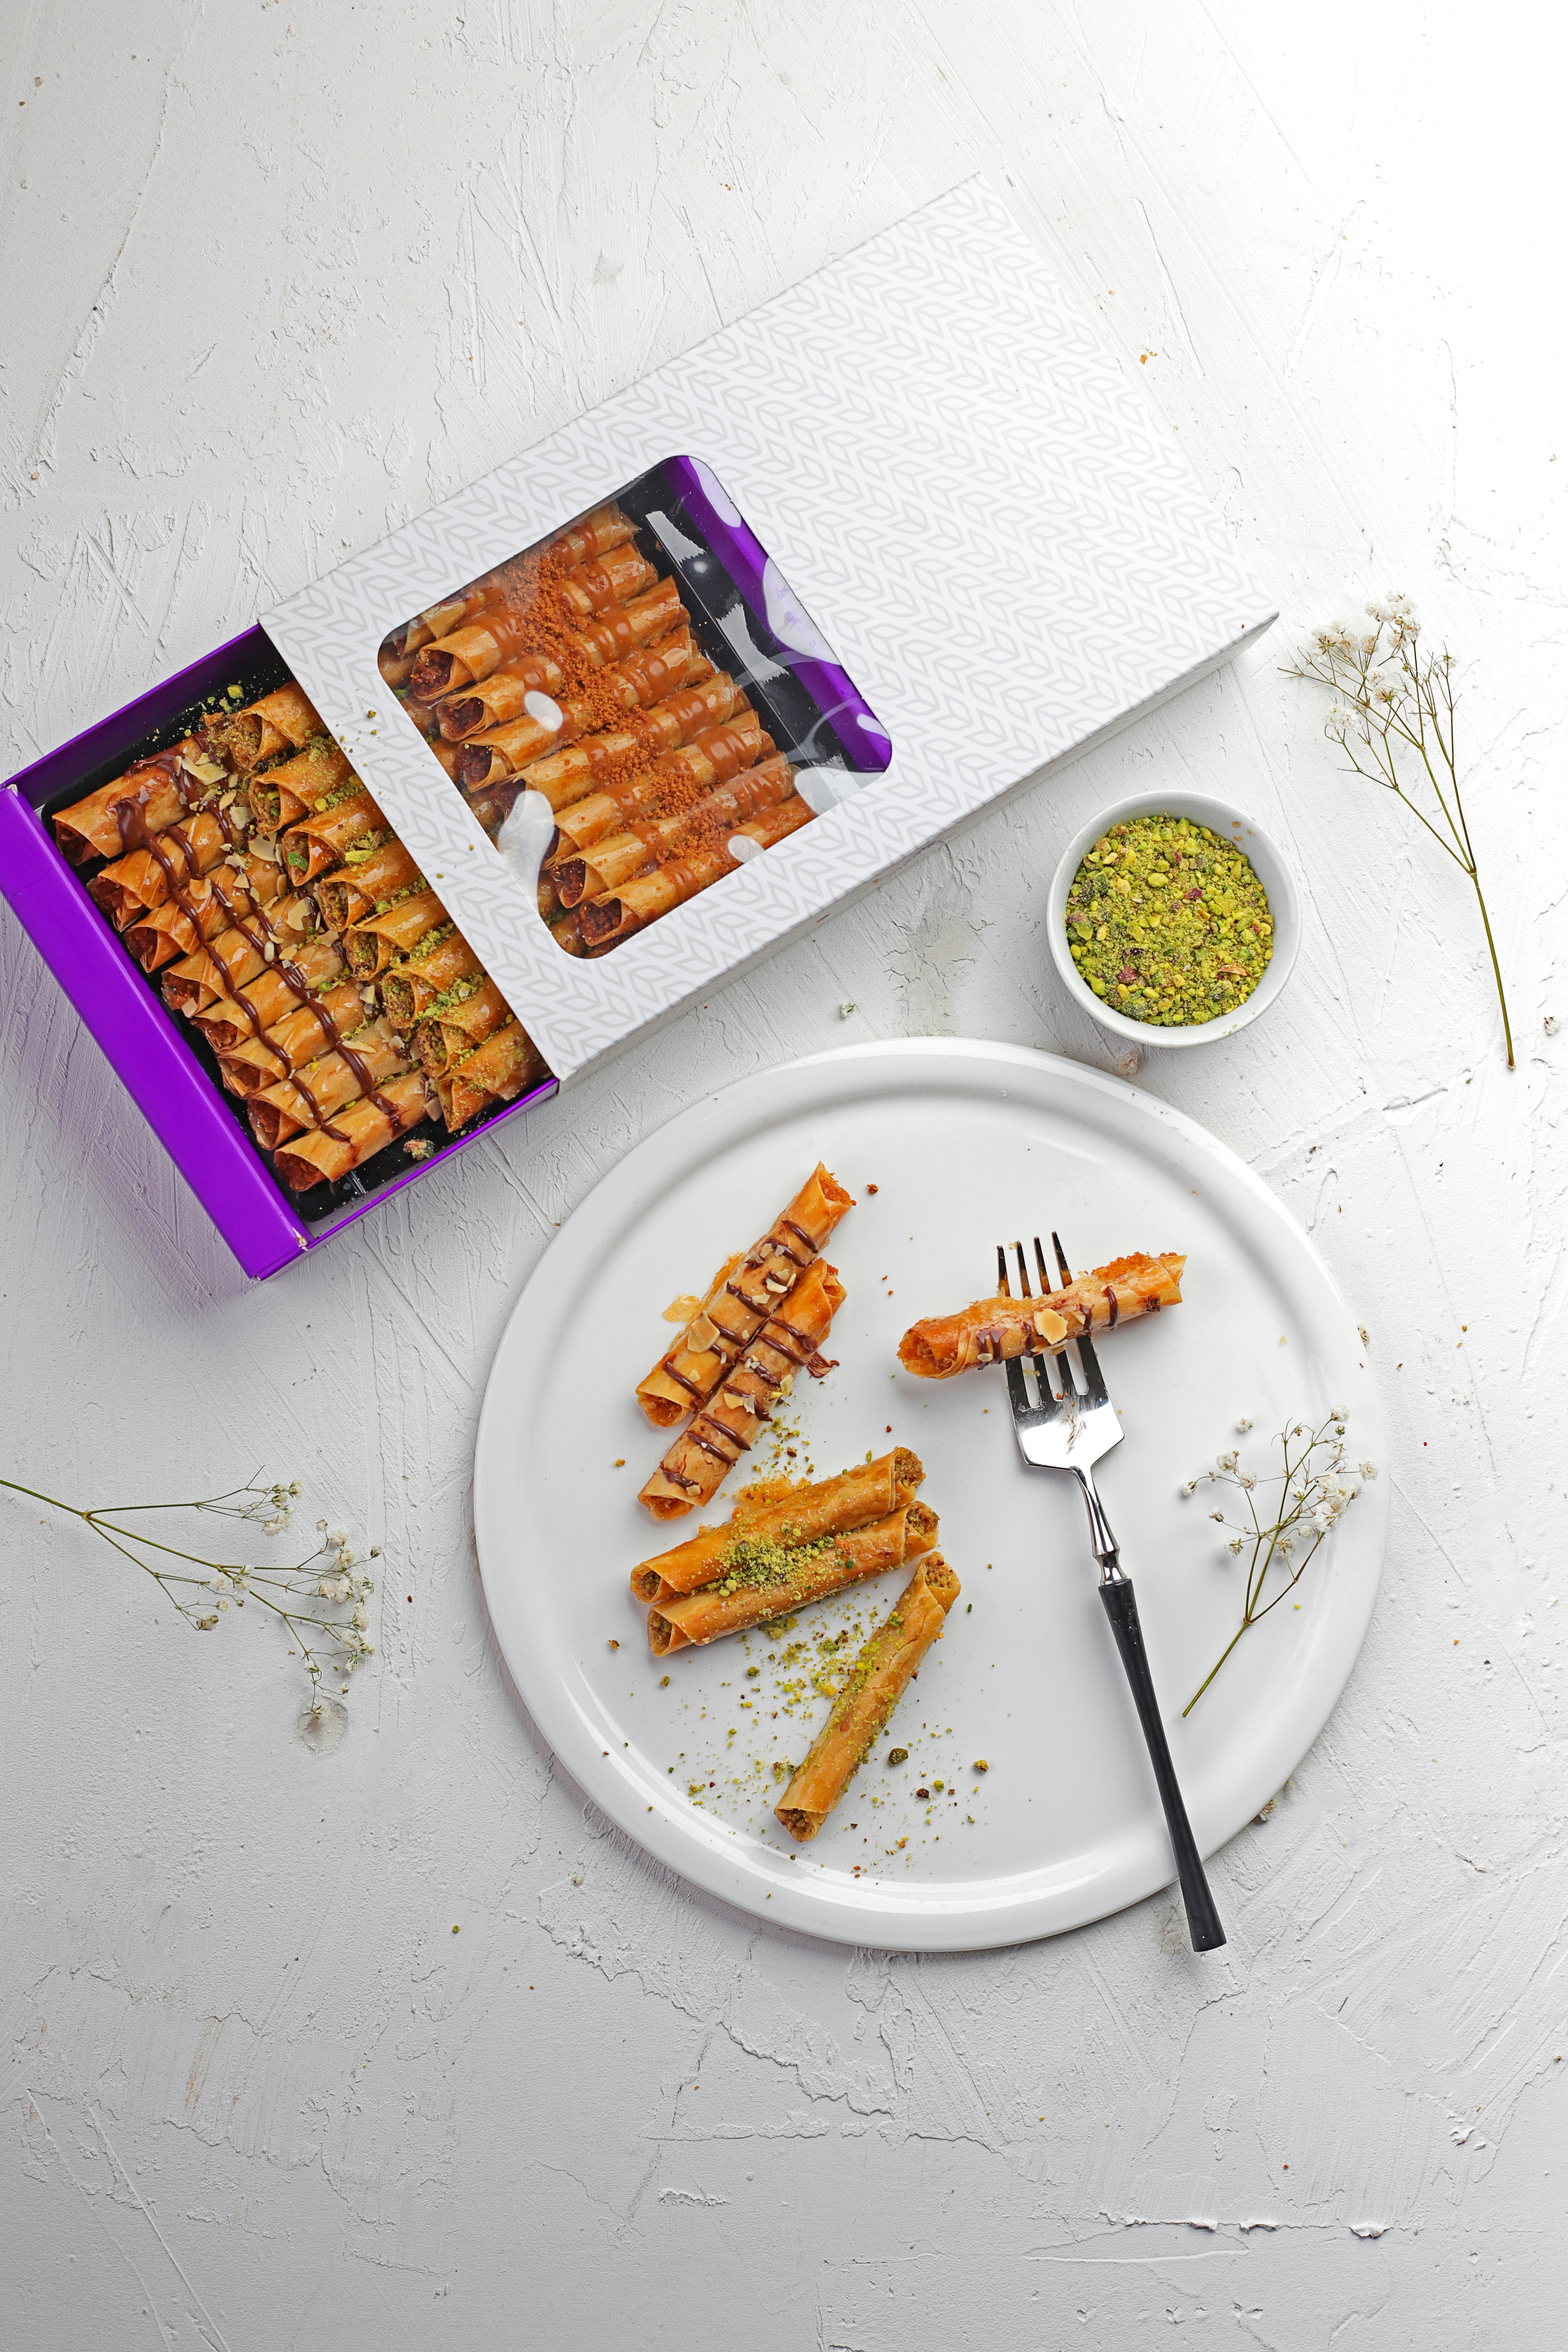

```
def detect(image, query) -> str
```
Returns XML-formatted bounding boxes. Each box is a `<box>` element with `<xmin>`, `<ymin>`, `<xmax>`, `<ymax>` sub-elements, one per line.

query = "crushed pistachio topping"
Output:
<box><xmin>403</xmin><ymin>922</ymin><xmax>454</xmax><ymax>963</ymax></box>
<box><xmin>312</xmin><ymin>775</ymin><xmax>368</xmax><ymax>817</ymax></box>
<box><xmin>709</xmin><ymin>1530</ymin><xmax>845</xmax><ymax>1599</ymax></box>
<box><xmin>1065</xmin><ymin>814</ymin><xmax>1272</xmax><ymax>1024</ymax></box>
<box><xmin>421</xmin><ymin>973</ymin><xmax>482</xmax><ymax>1019</ymax></box>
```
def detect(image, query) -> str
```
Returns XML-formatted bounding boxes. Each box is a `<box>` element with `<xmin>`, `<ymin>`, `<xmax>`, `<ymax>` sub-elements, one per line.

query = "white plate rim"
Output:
<box><xmin>474</xmin><ymin>1038</ymin><xmax>1387</xmax><ymax>1952</ymax></box>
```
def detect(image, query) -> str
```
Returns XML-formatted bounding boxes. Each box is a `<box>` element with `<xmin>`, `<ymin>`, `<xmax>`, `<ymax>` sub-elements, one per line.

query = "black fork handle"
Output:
<box><xmin>1099</xmin><ymin>1578</ymin><xmax>1226</xmax><ymax>1952</ymax></box>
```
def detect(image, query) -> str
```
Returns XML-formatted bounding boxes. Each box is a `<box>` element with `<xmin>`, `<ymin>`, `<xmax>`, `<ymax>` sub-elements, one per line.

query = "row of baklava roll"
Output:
<box><xmin>379</xmin><ymin>502</ymin><xmax>817</xmax><ymax>956</ymax></box>
<box><xmin>53</xmin><ymin>682</ymin><xmax>550</xmax><ymax>1195</ymax></box>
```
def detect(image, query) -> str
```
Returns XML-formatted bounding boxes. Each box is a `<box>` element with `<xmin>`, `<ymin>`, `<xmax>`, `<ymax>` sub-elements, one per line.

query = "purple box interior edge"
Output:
<box><xmin>0</xmin><ymin>791</ymin><xmax>312</xmax><ymax>1281</ymax></box>
<box><xmin>2</xmin><ymin>626</ymin><xmax>316</xmax><ymax>1277</ymax></box>
<box><xmin>0</xmin><ymin>629</ymin><xmax>566</xmax><ymax>1280</ymax></box>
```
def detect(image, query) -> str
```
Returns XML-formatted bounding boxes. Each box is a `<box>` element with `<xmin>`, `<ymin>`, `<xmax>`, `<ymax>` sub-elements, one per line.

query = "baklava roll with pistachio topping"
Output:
<box><xmin>639</xmin><ymin>1257</ymin><xmax>845</xmax><ymax>1521</ymax></box>
<box><xmin>51</xmin><ymin>736</ymin><xmax>230</xmax><ymax>864</ymax></box>
<box><xmin>280</xmin><ymin>788</ymin><xmax>388</xmax><ymax>885</ymax></box>
<box><xmin>247</xmin><ymin>1020</ymin><xmax>413</xmax><ymax>1151</ymax></box>
<box><xmin>646</xmin><ymin>1502</ymin><xmax>940</xmax><ymax>1657</ymax></box>
<box><xmin>200</xmin><ymin>683</ymin><xmax>323</xmax><ymax>773</ymax></box>
<box><xmin>160</xmin><ymin>900</ymin><xmax>330</xmax><ymax>1014</ymax></box>
<box><xmin>577</xmin><ymin>793</ymin><xmax>813</xmax><ymax>952</ymax></box>
<box><xmin>377</xmin><ymin>926</ymin><xmax>482</xmax><ymax>1030</ymax></box>
<box><xmin>343</xmin><ymin>889</ymin><xmax>450</xmax><ymax>980</ymax></box>
<box><xmin>897</xmin><ymin>1253</ymin><xmax>1185</xmax><ymax>1378</ymax></box>
<box><xmin>433</xmin><ymin>1020</ymin><xmax>550</xmax><ymax>1130</ymax></box>
<box><xmin>636</xmin><ymin>1162</ymin><xmax>855</xmax><ymax>1429</ymax></box>
<box><xmin>629</xmin><ymin>1449</ymin><xmax>924</xmax><ymax>1605</ymax></box>
<box><xmin>247</xmin><ymin>739</ymin><xmax>354</xmax><ymax>831</ymax></box>
<box><xmin>271</xmin><ymin>1071</ymin><xmax>435</xmax><ymax>1193</ymax></box>
<box><xmin>411</xmin><ymin>976</ymin><xmax>511</xmax><ymax>1076</ymax></box>
<box><xmin>316</xmin><ymin>839</ymin><xmax>423</xmax><ymax>934</ymax></box>
<box><xmin>775</xmin><ymin>1557</ymin><xmax>962</xmax><ymax>1842</ymax></box>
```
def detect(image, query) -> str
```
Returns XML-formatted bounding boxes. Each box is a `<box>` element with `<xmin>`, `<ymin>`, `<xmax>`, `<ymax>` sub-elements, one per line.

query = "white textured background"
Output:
<box><xmin>3</xmin><ymin>3</ymin><xmax>1565</xmax><ymax>2345</ymax></box>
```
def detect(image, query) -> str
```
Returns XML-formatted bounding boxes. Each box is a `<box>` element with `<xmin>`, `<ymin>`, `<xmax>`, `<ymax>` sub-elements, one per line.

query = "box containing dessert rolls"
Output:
<box><xmin>0</xmin><ymin>178</ymin><xmax>1274</xmax><ymax>1279</ymax></box>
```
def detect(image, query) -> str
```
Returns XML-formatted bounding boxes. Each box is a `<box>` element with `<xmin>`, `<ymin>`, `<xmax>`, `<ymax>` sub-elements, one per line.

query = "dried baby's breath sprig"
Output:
<box><xmin>1179</xmin><ymin>1412</ymin><xmax>1369</xmax><ymax>1713</ymax></box>
<box><xmin>2</xmin><ymin>1473</ymin><xmax>380</xmax><ymax>1734</ymax></box>
<box><xmin>1287</xmin><ymin>596</ymin><xmax>1514</xmax><ymax>1068</ymax></box>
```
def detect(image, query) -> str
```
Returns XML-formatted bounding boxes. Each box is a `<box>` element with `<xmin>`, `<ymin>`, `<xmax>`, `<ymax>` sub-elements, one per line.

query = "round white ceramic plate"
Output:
<box><xmin>475</xmin><ymin>1040</ymin><xmax>1386</xmax><ymax>1951</ymax></box>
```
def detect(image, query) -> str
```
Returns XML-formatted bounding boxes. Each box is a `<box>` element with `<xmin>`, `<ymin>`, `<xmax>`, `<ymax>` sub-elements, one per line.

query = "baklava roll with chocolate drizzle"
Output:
<box><xmin>639</xmin><ymin>1257</ymin><xmax>845</xmax><ymax>1521</ymax></box>
<box><xmin>212</xmin><ymin>978</ymin><xmax>374</xmax><ymax>1094</ymax></box>
<box><xmin>122</xmin><ymin>849</ymin><xmax>293</xmax><ymax>972</ymax></box>
<box><xmin>87</xmin><ymin>802</ymin><xmax>256</xmax><ymax>929</ymax></box>
<box><xmin>52</xmin><ymin>736</ymin><xmax>231</xmax><ymax>865</ymax></box>
<box><xmin>897</xmin><ymin>1254</ymin><xmax>1185</xmax><ymax>1378</ymax></box>
<box><xmin>271</xmin><ymin>1072</ymin><xmax>435</xmax><ymax>1192</ymax></box>
<box><xmin>160</xmin><ymin>897</ymin><xmax>330</xmax><ymax>1014</ymax></box>
<box><xmin>636</xmin><ymin>1163</ymin><xmax>855</xmax><ymax>1427</ymax></box>
<box><xmin>247</xmin><ymin>1021</ymin><xmax>414</xmax><ymax>1151</ymax></box>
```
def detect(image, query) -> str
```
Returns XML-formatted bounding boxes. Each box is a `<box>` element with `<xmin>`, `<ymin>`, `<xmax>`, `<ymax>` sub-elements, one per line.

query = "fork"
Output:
<box><xmin>998</xmin><ymin>1233</ymin><xmax>1226</xmax><ymax>1953</ymax></box>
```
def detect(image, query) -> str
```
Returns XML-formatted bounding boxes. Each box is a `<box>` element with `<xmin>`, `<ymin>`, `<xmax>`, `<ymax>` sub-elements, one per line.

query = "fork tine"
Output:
<box><xmin>1050</xmin><ymin>1227</ymin><xmax>1110</xmax><ymax>1404</ymax></box>
<box><xmin>1032</xmin><ymin>1234</ymin><xmax>1078</xmax><ymax>1401</ymax></box>
<box><xmin>1015</xmin><ymin>1240</ymin><xmax>1069</xmax><ymax>1404</ymax></box>
<box><xmin>995</xmin><ymin>1243</ymin><xmax>1037</xmax><ymax>1412</ymax></box>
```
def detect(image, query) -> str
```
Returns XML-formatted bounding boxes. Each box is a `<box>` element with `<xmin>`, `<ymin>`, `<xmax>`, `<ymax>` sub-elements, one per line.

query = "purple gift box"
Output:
<box><xmin>0</xmin><ymin>459</ymin><xmax>885</xmax><ymax>1280</ymax></box>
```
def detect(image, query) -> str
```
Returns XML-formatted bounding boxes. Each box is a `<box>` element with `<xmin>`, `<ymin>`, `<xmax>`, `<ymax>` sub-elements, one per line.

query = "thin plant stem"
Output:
<box><xmin>2</xmin><ymin>1474</ymin><xmax>377</xmax><ymax>1713</ymax></box>
<box><xmin>1182</xmin><ymin>1414</ymin><xmax>1365</xmax><ymax>1713</ymax></box>
<box><xmin>1286</xmin><ymin>601</ymin><xmax>1514</xmax><ymax>1069</ymax></box>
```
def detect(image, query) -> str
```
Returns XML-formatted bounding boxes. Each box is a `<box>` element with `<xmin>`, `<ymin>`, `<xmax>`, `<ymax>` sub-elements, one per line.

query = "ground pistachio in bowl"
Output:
<box><xmin>1064</xmin><ymin>813</ymin><xmax>1274</xmax><ymax>1026</ymax></box>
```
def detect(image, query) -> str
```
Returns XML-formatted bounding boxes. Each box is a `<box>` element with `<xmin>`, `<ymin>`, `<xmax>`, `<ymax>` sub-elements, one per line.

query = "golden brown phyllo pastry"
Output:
<box><xmin>646</xmin><ymin>1502</ymin><xmax>939</xmax><ymax>1656</ymax></box>
<box><xmin>629</xmin><ymin>1448</ymin><xmax>924</xmax><ymax>1605</ymax></box>
<box><xmin>775</xmin><ymin>1557</ymin><xmax>962</xmax><ymax>1841</ymax></box>
<box><xmin>639</xmin><ymin>1256</ymin><xmax>845</xmax><ymax>1520</ymax></box>
<box><xmin>636</xmin><ymin>1164</ymin><xmax>856</xmax><ymax>1428</ymax></box>
<box><xmin>897</xmin><ymin>1253</ymin><xmax>1186</xmax><ymax>1378</ymax></box>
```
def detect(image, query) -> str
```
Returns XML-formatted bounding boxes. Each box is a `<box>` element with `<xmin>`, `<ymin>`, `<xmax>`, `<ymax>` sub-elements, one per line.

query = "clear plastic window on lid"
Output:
<box><xmin>377</xmin><ymin>456</ymin><xmax>891</xmax><ymax>960</ymax></box>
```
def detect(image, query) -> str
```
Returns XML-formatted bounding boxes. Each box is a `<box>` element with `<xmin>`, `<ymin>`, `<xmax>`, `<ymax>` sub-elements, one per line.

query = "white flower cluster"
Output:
<box><xmin>239</xmin><ymin>1477</ymin><xmax>303</xmax><ymax>1536</ymax></box>
<box><xmin>1180</xmin><ymin>1408</ymin><xmax>1377</xmax><ymax>1713</ymax></box>
<box><xmin>1178</xmin><ymin>1409</ymin><xmax>1374</xmax><ymax>1562</ymax></box>
<box><xmin>313</xmin><ymin>1520</ymin><xmax>377</xmax><ymax>1662</ymax></box>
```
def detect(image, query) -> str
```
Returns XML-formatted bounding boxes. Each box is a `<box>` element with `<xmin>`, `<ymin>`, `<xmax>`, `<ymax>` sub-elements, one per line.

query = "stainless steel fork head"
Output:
<box><xmin>998</xmin><ymin>1234</ymin><xmax>1124</xmax><ymax>1567</ymax></box>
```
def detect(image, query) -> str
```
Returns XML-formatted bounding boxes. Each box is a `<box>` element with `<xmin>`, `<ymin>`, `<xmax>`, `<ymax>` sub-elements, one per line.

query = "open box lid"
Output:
<box><xmin>264</xmin><ymin>177</ymin><xmax>1274</xmax><ymax>1083</ymax></box>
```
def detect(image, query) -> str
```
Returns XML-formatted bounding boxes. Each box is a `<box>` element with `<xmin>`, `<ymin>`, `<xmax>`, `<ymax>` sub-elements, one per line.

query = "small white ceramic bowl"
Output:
<box><xmin>1047</xmin><ymin>790</ymin><xmax>1302</xmax><ymax>1049</ymax></box>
